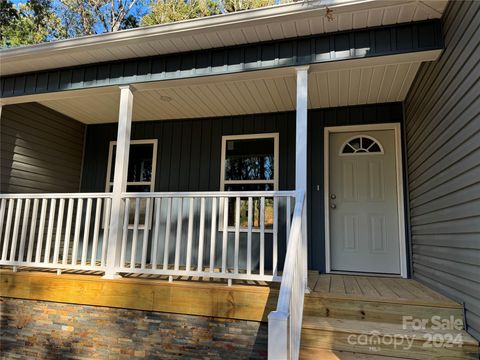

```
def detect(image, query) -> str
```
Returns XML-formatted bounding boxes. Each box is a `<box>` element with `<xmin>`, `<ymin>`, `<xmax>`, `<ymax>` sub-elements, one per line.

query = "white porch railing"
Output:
<box><xmin>117</xmin><ymin>191</ymin><xmax>297</xmax><ymax>282</ymax></box>
<box><xmin>0</xmin><ymin>193</ymin><xmax>112</xmax><ymax>272</ymax></box>
<box><xmin>0</xmin><ymin>190</ymin><xmax>306</xmax><ymax>358</ymax></box>
<box><xmin>0</xmin><ymin>191</ymin><xmax>300</xmax><ymax>281</ymax></box>
<box><xmin>268</xmin><ymin>190</ymin><xmax>306</xmax><ymax>360</ymax></box>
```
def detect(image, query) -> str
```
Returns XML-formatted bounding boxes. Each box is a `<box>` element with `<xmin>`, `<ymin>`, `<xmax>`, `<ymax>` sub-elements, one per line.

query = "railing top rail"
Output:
<box><xmin>274</xmin><ymin>188</ymin><xmax>305</xmax><ymax>314</ymax></box>
<box><xmin>0</xmin><ymin>193</ymin><xmax>113</xmax><ymax>199</ymax></box>
<box><xmin>121</xmin><ymin>190</ymin><xmax>298</xmax><ymax>198</ymax></box>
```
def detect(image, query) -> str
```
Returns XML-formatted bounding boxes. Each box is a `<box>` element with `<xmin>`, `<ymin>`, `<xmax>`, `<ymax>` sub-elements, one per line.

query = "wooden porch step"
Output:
<box><xmin>300</xmin><ymin>348</ymin><xmax>411</xmax><ymax>360</ymax></box>
<box><xmin>301</xmin><ymin>317</ymin><xmax>479</xmax><ymax>360</ymax></box>
<box><xmin>303</xmin><ymin>294</ymin><xmax>465</xmax><ymax>326</ymax></box>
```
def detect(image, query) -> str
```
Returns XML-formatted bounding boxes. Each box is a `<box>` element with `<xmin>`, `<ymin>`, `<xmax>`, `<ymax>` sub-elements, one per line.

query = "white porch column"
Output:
<box><xmin>295</xmin><ymin>66</ymin><xmax>309</xmax><ymax>291</ymax></box>
<box><xmin>103</xmin><ymin>85</ymin><xmax>134</xmax><ymax>279</ymax></box>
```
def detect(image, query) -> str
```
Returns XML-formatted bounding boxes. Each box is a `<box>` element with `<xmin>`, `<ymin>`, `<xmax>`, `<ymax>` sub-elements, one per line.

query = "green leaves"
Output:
<box><xmin>0</xmin><ymin>0</ymin><xmax>285</xmax><ymax>47</ymax></box>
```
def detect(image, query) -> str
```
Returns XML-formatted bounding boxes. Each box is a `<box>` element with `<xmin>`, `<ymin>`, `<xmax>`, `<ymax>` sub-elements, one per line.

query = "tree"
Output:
<box><xmin>59</xmin><ymin>0</ymin><xmax>143</xmax><ymax>36</ymax></box>
<box><xmin>141</xmin><ymin>0</ymin><xmax>221</xmax><ymax>26</ymax></box>
<box><xmin>1</xmin><ymin>0</ymin><xmax>65</xmax><ymax>47</ymax></box>
<box><xmin>223</xmin><ymin>0</ymin><xmax>275</xmax><ymax>12</ymax></box>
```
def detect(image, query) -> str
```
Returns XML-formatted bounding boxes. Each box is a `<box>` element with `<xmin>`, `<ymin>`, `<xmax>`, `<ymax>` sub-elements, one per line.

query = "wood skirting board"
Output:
<box><xmin>0</xmin><ymin>270</ymin><xmax>278</xmax><ymax>322</ymax></box>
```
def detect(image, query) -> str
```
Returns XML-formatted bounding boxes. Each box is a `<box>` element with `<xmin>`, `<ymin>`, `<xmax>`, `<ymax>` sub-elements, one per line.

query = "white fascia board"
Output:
<box><xmin>0</xmin><ymin>1</ymin><xmax>406</xmax><ymax>61</ymax></box>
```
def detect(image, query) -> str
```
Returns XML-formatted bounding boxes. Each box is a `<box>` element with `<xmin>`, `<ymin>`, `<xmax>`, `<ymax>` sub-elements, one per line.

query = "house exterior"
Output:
<box><xmin>0</xmin><ymin>0</ymin><xmax>479</xmax><ymax>359</ymax></box>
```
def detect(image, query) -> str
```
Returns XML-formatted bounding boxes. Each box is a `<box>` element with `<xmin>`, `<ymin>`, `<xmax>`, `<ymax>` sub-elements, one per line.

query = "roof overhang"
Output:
<box><xmin>0</xmin><ymin>0</ymin><xmax>447</xmax><ymax>76</ymax></box>
<box><xmin>0</xmin><ymin>20</ymin><xmax>443</xmax><ymax>100</ymax></box>
<box><xmin>1</xmin><ymin>51</ymin><xmax>439</xmax><ymax>123</ymax></box>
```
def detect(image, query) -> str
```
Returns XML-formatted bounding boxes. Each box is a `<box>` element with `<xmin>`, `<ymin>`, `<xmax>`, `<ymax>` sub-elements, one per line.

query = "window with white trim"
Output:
<box><xmin>340</xmin><ymin>135</ymin><xmax>384</xmax><ymax>155</ymax></box>
<box><xmin>106</xmin><ymin>139</ymin><xmax>157</xmax><ymax>193</ymax></box>
<box><xmin>220</xmin><ymin>133</ymin><xmax>279</xmax><ymax>229</ymax></box>
<box><xmin>106</xmin><ymin>139</ymin><xmax>157</xmax><ymax>226</ymax></box>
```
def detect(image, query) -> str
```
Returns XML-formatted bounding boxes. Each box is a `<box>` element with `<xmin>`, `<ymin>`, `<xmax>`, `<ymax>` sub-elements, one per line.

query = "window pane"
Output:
<box><xmin>225</xmin><ymin>183</ymin><xmax>274</xmax><ymax>192</ymax></box>
<box><xmin>224</xmin><ymin>184</ymin><xmax>274</xmax><ymax>229</ymax></box>
<box><xmin>226</xmin><ymin>197</ymin><xmax>274</xmax><ymax>229</ymax></box>
<box><xmin>225</xmin><ymin>138</ymin><xmax>274</xmax><ymax>181</ymax></box>
<box><xmin>109</xmin><ymin>144</ymin><xmax>154</xmax><ymax>183</ymax></box>
<box><xmin>128</xmin><ymin>144</ymin><xmax>154</xmax><ymax>182</ymax></box>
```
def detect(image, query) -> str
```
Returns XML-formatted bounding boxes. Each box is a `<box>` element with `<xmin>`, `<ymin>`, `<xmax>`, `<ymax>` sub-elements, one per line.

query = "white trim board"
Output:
<box><xmin>105</xmin><ymin>139</ymin><xmax>158</xmax><ymax>193</ymax></box>
<box><xmin>219</xmin><ymin>132</ymin><xmax>279</xmax><ymax>233</ymax></box>
<box><xmin>323</xmin><ymin>123</ymin><xmax>407</xmax><ymax>278</ymax></box>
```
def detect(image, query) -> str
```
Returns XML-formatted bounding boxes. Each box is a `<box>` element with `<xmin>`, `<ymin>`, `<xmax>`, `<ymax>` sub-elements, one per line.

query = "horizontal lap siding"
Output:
<box><xmin>0</xmin><ymin>103</ymin><xmax>85</xmax><ymax>193</ymax></box>
<box><xmin>405</xmin><ymin>0</ymin><xmax>480</xmax><ymax>340</ymax></box>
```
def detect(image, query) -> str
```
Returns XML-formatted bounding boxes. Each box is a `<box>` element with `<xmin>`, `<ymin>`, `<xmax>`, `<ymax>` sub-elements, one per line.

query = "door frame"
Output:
<box><xmin>323</xmin><ymin>123</ymin><xmax>407</xmax><ymax>278</ymax></box>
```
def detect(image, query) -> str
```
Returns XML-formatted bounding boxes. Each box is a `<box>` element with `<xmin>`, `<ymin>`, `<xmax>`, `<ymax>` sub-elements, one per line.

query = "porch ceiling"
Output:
<box><xmin>31</xmin><ymin>52</ymin><xmax>436</xmax><ymax>124</ymax></box>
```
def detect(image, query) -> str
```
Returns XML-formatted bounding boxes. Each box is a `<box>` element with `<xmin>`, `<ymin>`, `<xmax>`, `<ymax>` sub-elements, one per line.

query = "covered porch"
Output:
<box><xmin>0</xmin><ymin>48</ymin><xmax>438</xmax><ymax>279</ymax></box>
<box><xmin>0</xmin><ymin>14</ymin><xmax>456</xmax><ymax>358</ymax></box>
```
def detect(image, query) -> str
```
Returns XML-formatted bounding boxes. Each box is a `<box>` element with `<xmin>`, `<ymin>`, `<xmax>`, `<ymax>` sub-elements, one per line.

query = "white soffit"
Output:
<box><xmin>35</xmin><ymin>51</ymin><xmax>438</xmax><ymax>124</ymax></box>
<box><xmin>0</xmin><ymin>0</ymin><xmax>447</xmax><ymax>76</ymax></box>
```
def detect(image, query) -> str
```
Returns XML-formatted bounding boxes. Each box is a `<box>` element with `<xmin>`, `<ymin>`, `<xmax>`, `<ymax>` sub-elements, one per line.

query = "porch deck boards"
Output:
<box><xmin>308</xmin><ymin>272</ymin><xmax>459</xmax><ymax>307</ymax></box>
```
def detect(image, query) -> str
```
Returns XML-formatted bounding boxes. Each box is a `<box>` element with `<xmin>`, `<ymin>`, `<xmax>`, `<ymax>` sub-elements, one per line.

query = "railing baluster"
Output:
<box><xmin>286</xmin><ymin>196</ymin><xmax>291</xmax><ymax>245</ymax></box>
<box><xmin>53</xmin><ymin>199</ymin><xmax>65</xmax><ymax>264</ymax></box>
<box><xmin>72</xmin><ymin>199</ymin><xmax>83</xmax><ymax>265</ymax></box>
<box><xmin>174</xmin><ymin>198</ymin><xmax>183</xmax><ymax>271</ymax></box>
<box><xmin>2</xmin><ymin>199</ymin><xmax>14</xmax><ymax>261</ymax></box>
<box><xmin>247</xmin><ymin>197</ymin><xmax>253</xmax><ymax>275</ymax></box>
<box><xmin>35</xmin><ymin>199</ymin><xmax>48</xmax><ymax>263</ymax></box>
<box><xmin>185</xmin><ymin>198</ymin><xmax>194</xmax><ymax>272</ymax></box>
<box><xmin>81</xmin><ymin>198</ymin><xmax>93</xmax><ymax>266</ymax></box>
<box><xmin>273</xmin><ymin>196</ymin><xmax>278</xmax><ymax>276</ymax></box>
<box><xmin>26</xmin><ymin>199</ymin><xmax>39</xmax><ymax>263</ymax></box>
<box><xmin>91</xmin><ymin>198</ymin><xmax>102</xmax><ymax>266</ymax></box>
<box><xmin>209</xmin><ymin>197</ymin><xmax>217</xmax><ymax>273</ymax></box>
<box><xmin>101</xmin><ymin>198</ymin><xmax>111</xmax><ymax>267</ymax></box>
<box><xmin>9</xmin><ymin>199</ymin><xmax>23</xmax><ymax>262</ymax></box>
<box><xmin>131</xmin><ymin>197</ymin><xmax>141</xmax><ymax>270</ymax></box>
<box><xmin>0</xmin><ymin>199</ymin><xmax>6</xmax><ymax>254</ymax></box>
<box><xmin>221</xmin><ymin>197</ymin><xmax>229</xmax><ymax>274</ymax></box>
<box><xmin>260</xmin><ymin>197</ymin><xmax>265</xmax><ymax>276</ymax></box>
<box><xmin>163</xmin><ymin>198</ymin><xmax>172</xmax><ymax>270</ymax></box>
<box><xmin>120</xmin><ymin>198</ymin><xmax>130</xmax><ymax>268</ymax></box>
<box><xmin>197</xmin><ymin>197</ymin><xmax>205</xmax><ymax>272</ymax></box>
<box><xmin>18</xmin><ymin>199</ymin><xmax>31</xmax><ymax>262</ymax></box>
<box><xmin>141</xmin><ymin>197</ymin><xmax>151</xmax><ymax>270</ymax></box>
<box><xmin>62</xmin><ymin>199</ymin><xmax>74</xmax><ymax>265</ymax></box>
<box><xmin>234</xmin><ymin>197</ymin><xmax>240</xmax><ymax>274</ymax></box>
<box><xmin>151</xmin><ymin>198</ymin><xmax>161</xmax><ymax>269</ymax></box>
<box><xmin>44</xmin><ymin>199</ymin><xmax>56</xmax><ymax>263</ymax></box>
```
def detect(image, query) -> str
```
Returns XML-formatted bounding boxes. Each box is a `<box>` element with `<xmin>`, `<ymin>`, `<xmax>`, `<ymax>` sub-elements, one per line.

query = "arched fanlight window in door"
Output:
<box><xmin>339</xmin><ymin>135</ymin><xmax>384</xmax><ymax>155</ymax></box>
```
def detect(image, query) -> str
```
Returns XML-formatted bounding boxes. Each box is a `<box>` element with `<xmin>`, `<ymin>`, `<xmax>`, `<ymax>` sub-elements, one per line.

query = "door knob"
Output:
<box><xmin>330</xmin><ymin>194</ymin><xmax>336</xmax><ymax>200</ymax></box>
<box><xmin>330</xmin><ymin>204</ymin><xmax>336</xmax><ymax>209</ymax></box>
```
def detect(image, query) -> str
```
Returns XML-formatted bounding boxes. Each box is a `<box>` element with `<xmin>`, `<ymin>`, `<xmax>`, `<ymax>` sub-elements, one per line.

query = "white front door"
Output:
<box><xmin>328</xmin><ymin>129</ymin><xmax>401</xmax><ymax>275</ymax></box>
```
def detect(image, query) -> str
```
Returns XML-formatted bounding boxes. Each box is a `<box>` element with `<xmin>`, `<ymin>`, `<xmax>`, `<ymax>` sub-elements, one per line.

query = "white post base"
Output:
<box><xmin>268</xmin><ymin>310</ymin><xmax>289</xmax><ymax>360</ymax></box>
<box><xmin>102</xmin><ymin>273</ymin><xmax>123</xmax><ymax>280</ymax></box>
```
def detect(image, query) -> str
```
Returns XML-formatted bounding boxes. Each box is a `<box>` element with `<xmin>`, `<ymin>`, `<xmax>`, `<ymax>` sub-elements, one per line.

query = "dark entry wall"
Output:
<box><xmin>80</xmin><ymin>103</ymin><xmax>404</xmax><ymax>272</ymax></box>
<box><xmin>307</xmin><ymin>103</ymin><xmax>404</xmax><ymax>272</ymax></box>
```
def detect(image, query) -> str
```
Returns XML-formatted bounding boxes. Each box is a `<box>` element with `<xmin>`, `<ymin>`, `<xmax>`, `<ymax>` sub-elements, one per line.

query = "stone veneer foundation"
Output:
<box><xmin>0</xmin><ymin>297</ymin><xmax>268</xmax><ymax>359</ymax></box>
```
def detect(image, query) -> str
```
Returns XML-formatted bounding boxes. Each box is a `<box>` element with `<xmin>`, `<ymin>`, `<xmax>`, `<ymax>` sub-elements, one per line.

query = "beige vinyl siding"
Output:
<box><xmin>405</xmin><ymin>0</ymin><xmax>480</xmax><ymax>340</ymax></box>
<box><xmin>0</xmin><ymin>103</ymin><xmax>85</xmax><ymax>193</ymax></box>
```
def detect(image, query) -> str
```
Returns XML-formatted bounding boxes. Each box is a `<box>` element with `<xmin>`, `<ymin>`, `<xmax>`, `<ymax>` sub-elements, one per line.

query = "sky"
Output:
<box><xmin>9</xmin><ymin>0</ymin><xmax>151</xmax><ymax>17</ymax></box>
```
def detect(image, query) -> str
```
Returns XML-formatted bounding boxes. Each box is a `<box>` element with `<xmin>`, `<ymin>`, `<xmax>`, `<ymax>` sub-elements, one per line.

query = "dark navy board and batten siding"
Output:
<box><xmin>0</xmin><ymin>103</ymin><xmax>85</xmax><ymax>193</ymax></box>
<box><xmin>0</xmin><ymin>20</ymin><xmax>443</xmax><ymax>98</ymax></box>
<box><xmin>81</xmin><ymin>102</ymin><xmax>404</xmax><ymax>272</ymax></box>
<box><xmin>404</xmin><ymin>0</ymin><xmax>480</xmax><ymax>340</ymax></box>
